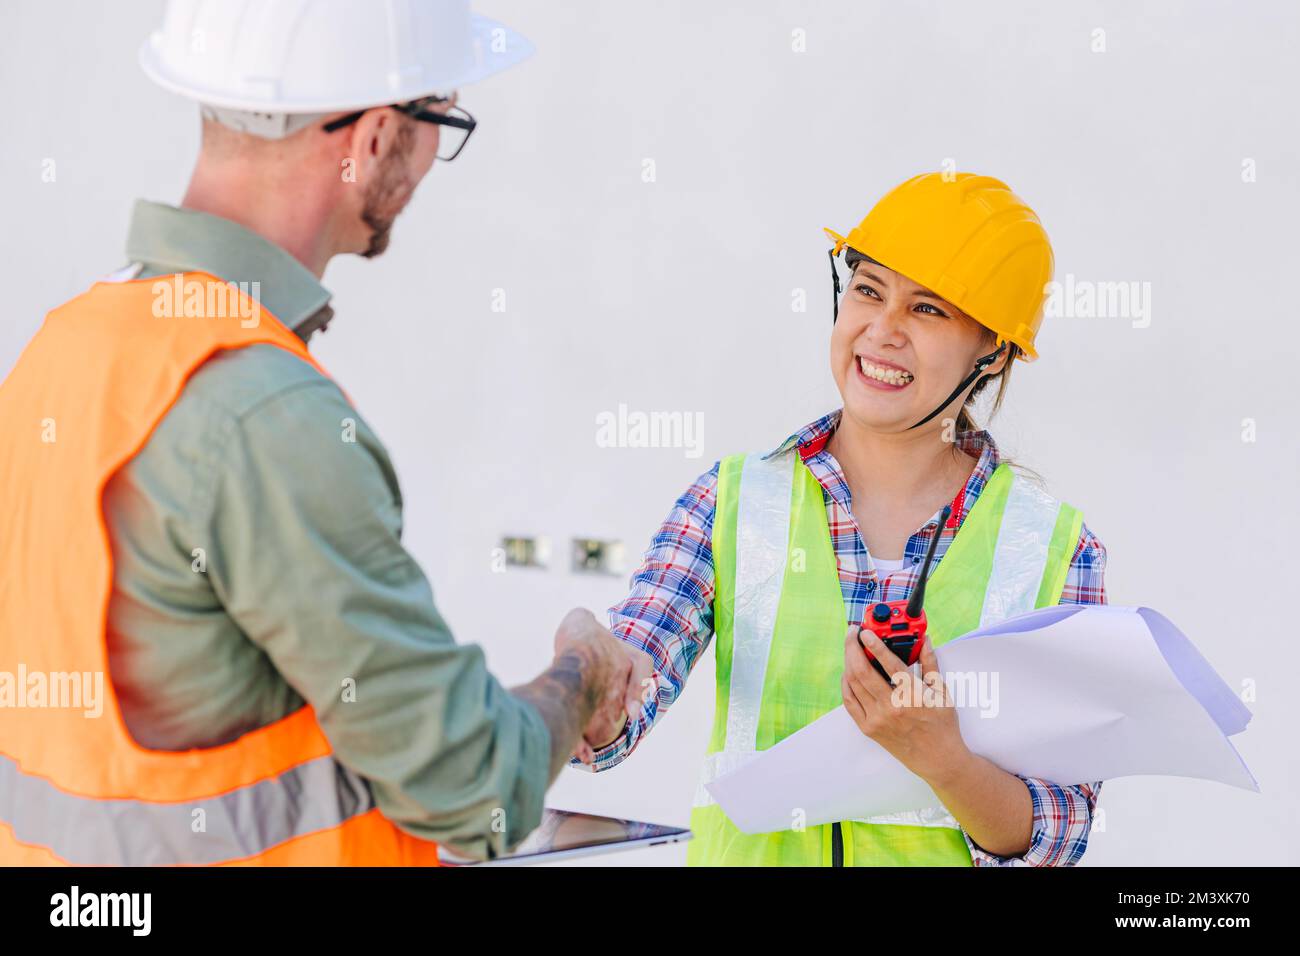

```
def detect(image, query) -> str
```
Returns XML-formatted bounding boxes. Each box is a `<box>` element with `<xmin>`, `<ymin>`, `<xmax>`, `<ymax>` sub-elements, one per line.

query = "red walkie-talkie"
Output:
<box><xmin>859</xmin><ymin>504</ymin><xmax>950</xmax><ymax>682</ymax></box>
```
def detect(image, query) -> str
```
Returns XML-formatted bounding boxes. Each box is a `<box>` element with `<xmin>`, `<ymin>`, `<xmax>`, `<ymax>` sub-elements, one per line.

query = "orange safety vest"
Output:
<box><xmin>0</xmin><ymin>272</ymin><xmax>442</xmax><ymax>865</ymax></box>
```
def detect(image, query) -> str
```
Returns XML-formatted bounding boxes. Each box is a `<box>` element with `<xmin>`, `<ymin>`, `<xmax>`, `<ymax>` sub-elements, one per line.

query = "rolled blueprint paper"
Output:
<box><xmin>705</xmin><ymin>605</ymin><xmax>1257</xmax><ymax>835</ymax></box>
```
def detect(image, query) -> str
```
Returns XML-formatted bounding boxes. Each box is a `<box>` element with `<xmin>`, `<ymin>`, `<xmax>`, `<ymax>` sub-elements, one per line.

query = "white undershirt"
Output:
<box><xmin>871</xmin><ymin>555</ymin><xmax>908</xmax><ymax>576</ymax></box>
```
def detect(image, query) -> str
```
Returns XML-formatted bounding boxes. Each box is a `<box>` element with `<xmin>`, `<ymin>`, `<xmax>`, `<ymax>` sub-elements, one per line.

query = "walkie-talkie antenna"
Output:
<box><xmin>905</xmin><ymin>505</ymin><xmax>951</xmax><ymax>618</ymax></box>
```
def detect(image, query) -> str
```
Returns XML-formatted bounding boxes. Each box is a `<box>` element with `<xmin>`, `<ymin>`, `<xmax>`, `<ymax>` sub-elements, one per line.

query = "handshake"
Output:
<box><xmin>519</xmin><ymin>609</ymin><xmax>658</xmax><ymax>767</ymax></box>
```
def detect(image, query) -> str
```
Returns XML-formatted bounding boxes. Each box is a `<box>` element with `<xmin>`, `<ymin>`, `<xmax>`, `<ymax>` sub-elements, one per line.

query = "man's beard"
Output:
<box><xmin>360</xmin><ymin>123</ymin><xmax>417</xmax><ymax>259</ymax></box>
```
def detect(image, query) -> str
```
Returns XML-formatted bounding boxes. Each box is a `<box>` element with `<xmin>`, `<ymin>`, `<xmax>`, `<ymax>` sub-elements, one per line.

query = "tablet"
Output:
<box><xmin>436</xmin><ymin>809</ymin><xmax>692</xmax><ymax>866</ymax></box>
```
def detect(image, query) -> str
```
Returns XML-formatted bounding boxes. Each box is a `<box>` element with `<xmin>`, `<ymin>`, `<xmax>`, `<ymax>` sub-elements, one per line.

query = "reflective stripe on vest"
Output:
<box><xmin>980</xmin><ymin>473</ymin><xmax>1069</xmax><ymax>627</ymax></box>
<box><xmin>723</xmin><ymin>447</ymin><xmax>795</xmax><ymax>763</ymax></box>
<box><xmin>0</xmin><ymin>751</ymin><xmax>374</xmax><ymax>866</ymax></box>
<box><xmin>688</xmin><ymin>448</ymin><xmax>1083</xmax><ymax>866</ymax></box>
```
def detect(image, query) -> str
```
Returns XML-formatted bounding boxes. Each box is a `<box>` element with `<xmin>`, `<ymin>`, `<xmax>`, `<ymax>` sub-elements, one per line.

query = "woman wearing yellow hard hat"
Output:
<box><xmin>575</xmin><ymin>172</ymin><xmax>1108</xmax><ymax>866</ymax></box>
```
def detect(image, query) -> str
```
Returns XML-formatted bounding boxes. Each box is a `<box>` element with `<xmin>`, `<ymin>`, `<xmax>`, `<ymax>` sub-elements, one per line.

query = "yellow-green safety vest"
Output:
<box><xmin>687</xmin><ymin>448</ymin><xmax>1083</xmax><ymax>866</ymax></box>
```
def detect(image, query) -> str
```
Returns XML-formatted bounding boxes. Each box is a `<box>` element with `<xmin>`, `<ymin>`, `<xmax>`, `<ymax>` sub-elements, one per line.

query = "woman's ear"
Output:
<box><xmin>984</xmin><ymin>339</ymin><xmax>1014</xmax><ymax>376</ymax></box>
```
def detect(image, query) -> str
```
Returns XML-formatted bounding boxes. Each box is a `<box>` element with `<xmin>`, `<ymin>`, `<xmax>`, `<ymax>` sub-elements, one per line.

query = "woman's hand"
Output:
<box><xmin>842</xmin><ymin>624</ymin><xmax>969</xmax><ymax>783</ymax></box>
<box><xmin>552</xmin><ymin>609</ymin><xmax>654</xmax><ymax>765</ymax></box>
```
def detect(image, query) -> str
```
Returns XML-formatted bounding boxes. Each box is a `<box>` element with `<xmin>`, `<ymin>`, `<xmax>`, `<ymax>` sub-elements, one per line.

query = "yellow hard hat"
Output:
<box><xmin>825</xmin><ymin>172</ymin><xmax>1054</xmax><ymax>361</ymax></box>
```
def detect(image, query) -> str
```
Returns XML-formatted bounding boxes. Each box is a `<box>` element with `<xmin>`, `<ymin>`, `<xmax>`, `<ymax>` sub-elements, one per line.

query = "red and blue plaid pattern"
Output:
<box><xmin>575</xmin><ymin>409</ymin><xmax>1107</xmax><ymax>866</ymax></box>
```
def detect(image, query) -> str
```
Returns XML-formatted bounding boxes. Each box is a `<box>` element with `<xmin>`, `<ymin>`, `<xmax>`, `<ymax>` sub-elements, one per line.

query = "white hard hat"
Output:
<box><xmin>140</xmin><ymin>0</ymin><xmax>533</xmax><ymax>136</ymax></box>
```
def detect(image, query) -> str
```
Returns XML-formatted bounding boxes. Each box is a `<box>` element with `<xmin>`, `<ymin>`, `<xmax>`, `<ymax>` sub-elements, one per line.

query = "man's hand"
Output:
<box><xmin>842</xmin><ymin>624</ymin><xmax>968</xmax><ymax>782</ymax></box>
<box><xmin>554</xmin><ymin>609</ymin><xmax>656</xmax><ymax>764</ymax></box>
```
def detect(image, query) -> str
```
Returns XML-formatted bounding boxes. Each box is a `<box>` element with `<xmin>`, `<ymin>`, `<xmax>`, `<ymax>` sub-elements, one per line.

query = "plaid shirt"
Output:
<box><xmin>575</xmin><ymin>409</ymin><xmax>1108</xmax><ymax>867</ymax></box>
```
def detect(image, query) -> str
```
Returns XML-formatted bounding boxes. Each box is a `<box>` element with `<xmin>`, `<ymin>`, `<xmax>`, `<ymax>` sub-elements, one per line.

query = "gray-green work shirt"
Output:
<box><xmin>102</xmin><ymin>200</ymin><xmax>549</xmax><ymax>859</ymax></box>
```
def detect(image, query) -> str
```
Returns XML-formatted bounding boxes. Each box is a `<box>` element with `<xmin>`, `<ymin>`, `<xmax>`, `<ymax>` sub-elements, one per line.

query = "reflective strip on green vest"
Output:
<box><xmin>687</xmin><ymin>449</ymin><xmax>1083</xmax><ymax>866</ymax></box>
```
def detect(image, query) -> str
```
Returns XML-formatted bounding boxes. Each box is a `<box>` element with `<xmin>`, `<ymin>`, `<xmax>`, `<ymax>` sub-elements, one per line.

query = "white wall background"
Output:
<box><xmin>2</xmin><ymin>0</ymin><xmax>1297</xmax><ymax>866</ymax></box>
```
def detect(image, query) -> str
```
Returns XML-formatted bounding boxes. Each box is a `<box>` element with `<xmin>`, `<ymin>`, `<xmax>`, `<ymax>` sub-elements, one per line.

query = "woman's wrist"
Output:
<box><xmin>590</xmin><ymin>716</ymin><xmax>632</xmax><ymax>752</ymax></box>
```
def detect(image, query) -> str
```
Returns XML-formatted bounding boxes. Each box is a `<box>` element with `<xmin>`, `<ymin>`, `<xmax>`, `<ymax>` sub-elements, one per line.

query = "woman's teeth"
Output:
<box><xmin>858</xmin><ymin>357</ymin><xmax>914</xmax><ymax>386</ymax></box>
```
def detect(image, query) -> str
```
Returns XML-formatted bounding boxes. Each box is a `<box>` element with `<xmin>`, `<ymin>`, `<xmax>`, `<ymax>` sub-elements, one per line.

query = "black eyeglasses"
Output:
<box><xmin>322</xmin><ymin>96</ymin><xmax>477</xmax><ymax>162</ymax></box>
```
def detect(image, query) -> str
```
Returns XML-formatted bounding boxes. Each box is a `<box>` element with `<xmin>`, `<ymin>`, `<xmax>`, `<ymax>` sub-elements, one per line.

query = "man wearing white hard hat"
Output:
<box><xmin>0</xmin><ymin>0</ymin><xmax>649</xmax><ymax>866</ymax></box>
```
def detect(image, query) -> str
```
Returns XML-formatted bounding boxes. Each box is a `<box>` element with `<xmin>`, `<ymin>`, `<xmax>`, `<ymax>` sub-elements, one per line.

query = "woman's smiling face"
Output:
<box><xmin>830</xmin><ymin>255</ymin><xmax>1007</xmax><ymax>433</ymax></box>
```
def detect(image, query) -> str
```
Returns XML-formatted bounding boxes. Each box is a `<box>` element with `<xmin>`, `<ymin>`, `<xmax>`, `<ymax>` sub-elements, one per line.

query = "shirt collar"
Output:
<box><xmin>764</xmin><ymin>407</ymin><xmax>1002</xmax><ymax>485</ymax></box>
<box><xmin>124</xmin><ymin>200</ymin><xmax>333</xmax><ymax>342</ymax></box>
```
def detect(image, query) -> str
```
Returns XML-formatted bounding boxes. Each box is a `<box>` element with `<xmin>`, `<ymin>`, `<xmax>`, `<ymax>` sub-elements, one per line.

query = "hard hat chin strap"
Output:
<box><xmin>907</xmin><ymin>342</ymin><xmax>1007</xmax><ymax>431</ymax></box>
<box><xmin>829</xmin><ymin>249</ymin><xmax>843</xmax><ymax>324</ymax></box>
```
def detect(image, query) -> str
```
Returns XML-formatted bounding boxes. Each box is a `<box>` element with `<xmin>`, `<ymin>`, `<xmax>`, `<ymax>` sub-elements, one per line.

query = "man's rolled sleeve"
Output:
<box><xmin>205</xmin><ymin>375</ymin><xmax>550</xmax><ymax>858</ymax></box>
